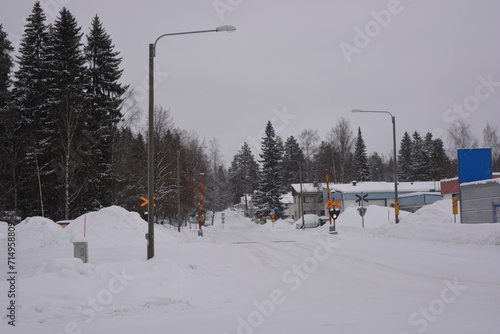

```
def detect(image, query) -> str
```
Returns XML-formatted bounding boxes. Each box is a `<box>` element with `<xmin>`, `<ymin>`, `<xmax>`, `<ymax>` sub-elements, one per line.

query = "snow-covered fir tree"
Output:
<box><xmin>368</xmin><ymin>152</ymin><xmax>385</xmax><ymax>181</ymax></box>
<box><xmin>254</xmin><ymin>121</ymin><xmax>285</xmax><ymax>219</ymax></box>
<box><xmin>411</xmin><ymin>131</ymin><xmax>427</xmax><ymax>181</ymax></box>
<box><xmin>45</xmin><ymin>7</ymin><xmax>89</xmax><ymax>219</ymax></box>
<box><xmin>282</xmin><ymin>136</ymin><xmax>305</xmax><ymax>191</ymax></box>
<box><xmin>354</xmin><ymin>127</ymin><xmax>370</xmax><ymax>181</ymax></box>
<box><xmin>12</xmin><ymin>2</ymin><xmax>51</xmax><ymax>217</ymax></box>
<box><xmin>398</xmin><ymin>132</ymin><xmax>413</xmax><ymax>182</ymax></box>
<box><xmin>229</xmin><ymin>142</ymin><xmax>259</xmax><ymax>207</ymax></box>
<box><xmin>82</xmin><ymin>14</ymin><xmax>127</xmax><ymax>211</ymax></box>
<box><xmin>0</xmin><ymin>24</ymin><xmax>17</xmax><ymax>215</ymax></box>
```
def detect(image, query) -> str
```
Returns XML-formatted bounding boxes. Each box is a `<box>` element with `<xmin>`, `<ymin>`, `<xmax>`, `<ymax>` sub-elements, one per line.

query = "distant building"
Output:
<box><xmin>328</xmin><ymin>181</ymin><xmax>440</xmax><ymax>212</ymax></box>
<box><xmin>290</xmin><ymin>182</ymin><xmax>324</xmax><ymax>219</ymax></box>
<box><xmin>290</xmin><ymin>181</ymin><xmax>441</xmax><ymax>218</ymax></box>
<box><xmin>441</xmin><ymin>173</ymin><xmax>500</xmax><ymax>199</ymax></box>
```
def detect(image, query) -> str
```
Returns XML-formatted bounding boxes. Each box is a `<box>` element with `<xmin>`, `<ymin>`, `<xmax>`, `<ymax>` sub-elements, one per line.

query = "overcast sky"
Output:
<box><xmin>3</xmin><ymin>0</ymin><xmax>500</xmax><ymax>164</ymax></box>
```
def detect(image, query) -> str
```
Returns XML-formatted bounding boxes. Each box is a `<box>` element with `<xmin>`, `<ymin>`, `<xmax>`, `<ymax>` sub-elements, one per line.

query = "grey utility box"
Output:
<box><xmin>73</xmin><ymin>241</ymin><xmax>88</xmax><ymax>263</ymax></box>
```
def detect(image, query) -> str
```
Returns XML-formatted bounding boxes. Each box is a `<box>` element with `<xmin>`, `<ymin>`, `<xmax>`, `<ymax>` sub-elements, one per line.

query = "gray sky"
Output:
<box><xmin>2</xmin><ymin>0</ymin><xmax>500</xmax><ymax>164</ymax></box>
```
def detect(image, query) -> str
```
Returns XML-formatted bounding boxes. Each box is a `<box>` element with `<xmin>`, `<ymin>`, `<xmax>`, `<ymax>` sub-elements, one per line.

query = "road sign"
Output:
<box><xmin>326</xmin><ymin>199</ymin><xmax>342</xmax><ymax>209</ymax></box>
<box><xmin>355</xmin><ymin>194</ymin><xmax>369</xmax><ymax>203</ymax></box>
<box><xmin>357</xmin><ymin>207</ymin><xmax>367</xmax><ymax>217</ymax></box>
<box><xmin>140</xmin><ymin>196</ymin><xmax>156</xmax><ymax>207</ymax></box>
<box><xmin>452</xmin><ymin>196</ymin><xmax>459</xmax><ymax>215</ymax></box>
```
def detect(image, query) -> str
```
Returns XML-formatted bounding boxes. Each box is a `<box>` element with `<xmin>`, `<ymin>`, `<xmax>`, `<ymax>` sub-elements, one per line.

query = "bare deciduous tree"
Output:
<box><xmin>447</xmin><ymin>119</ymin><xmax>479</xmax><ymax>158</ymax></box>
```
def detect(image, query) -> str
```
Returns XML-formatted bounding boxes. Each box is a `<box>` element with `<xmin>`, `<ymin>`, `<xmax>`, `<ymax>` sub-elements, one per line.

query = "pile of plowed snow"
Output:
<box><xmin>337</xmin><ymin>204</ymin><xmax>411</xmax><ymax>228</ymax></box>
<box><xmin>16</xmin><ymin>217</ymin><xmax>64</xmax><ymax>249</ymax></box>
<box><xmin>371</xmin><ymin>199</ymin><xmax>500</xmax><ymax>245</ymax></box>
<box><xmin>63</xmin><ymin>206</ymin><xmax>177</xmax><ymax>247</ymax></box>
<box><xmin>15</xmin><ymin>206</ymin><xmax>176</xmax><ymax>249</ymax></box>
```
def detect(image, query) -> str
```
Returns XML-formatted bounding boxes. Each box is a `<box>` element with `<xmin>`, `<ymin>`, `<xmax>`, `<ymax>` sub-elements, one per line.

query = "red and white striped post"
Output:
<box><xmin>198</xmin><ymin>175</ymin><xmax>205</xmax><ymax>236</ymax></box>
<box><xmin>325</xmin><ymin>169</ymin><xmax>332</xmax><ymax>225</ymax></box>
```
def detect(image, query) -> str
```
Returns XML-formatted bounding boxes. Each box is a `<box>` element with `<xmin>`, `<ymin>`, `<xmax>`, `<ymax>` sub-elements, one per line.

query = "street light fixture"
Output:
<box><xmin>147</xmin><ymin>25</ymin><xmax>236</xmax><ymax>260</ymax></box>
<box><xmin>351</xmin><ymin>109</ymin><xmax>399</xmax><ymax>224</ymax></box>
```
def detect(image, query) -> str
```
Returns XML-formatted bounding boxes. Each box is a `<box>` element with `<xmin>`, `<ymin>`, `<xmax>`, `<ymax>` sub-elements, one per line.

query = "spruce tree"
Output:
<box><xmin>411</xmin><ymin>131</ymin><xmax>426</xmax><ymax>181</ymax></box>
<box><xmin>429</xmin><ymin>135</ymin><xmax>450</xmax><ymax>180</ymax></box>
<box><xmin>82</xmin><ymin>15</ymin><xmax>127</xmax><ymax>211</ymax></box>
<box><xmin>12</xmin><ymin>2</ymin><xmax>50</xmax><ymax>217</ymax></box>
<box><xmin>398</xmin><ymin>132</ymin><xmax>413</xmax><ymax>181</ymax></box>
<box><xmin>254</xmin><ymin>121</ymin><xmax>285</xmax><ymax>219</ymax></box>
<box><xmin>45</xmin><ymin>7</ymin><xmax>88</xmax><ymax>219</ymax></box>
<box><xmin>229</xmin><ymin>142</ymin><xmax>258</xmax><ymax>208</ymax></box>
<box><xmin>282</xmin><ymin>136</ymin><xmax>305</xmax><ymax>191</ymax></box>
<box><xmin>368</xmin><ymin>152</ymin><xmax>385</xmax><ymax>181</ymax></box>
<box><xmin>354</xmin><ymin>127</ymin><xmax>370</xmax><ymax>181</ymax></box>
<box><xmin>0</xmin><ymin>24</ymin><xmax>17</xmax><ymax>215</ymax></box>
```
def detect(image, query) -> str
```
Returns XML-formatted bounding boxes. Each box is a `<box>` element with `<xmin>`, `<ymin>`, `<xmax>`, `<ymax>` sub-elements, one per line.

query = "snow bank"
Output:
<box><xmin>371</xmin><ymin>199</ymin><xmax>500</xmax><ymax>245</ymax></box>
<box><xmin>261</xmin><ymin>218</ymin><xmax>295</xmax><ymax>230</ymax></box>
<box><xmin>337</xmin><ymin>205</ymin><xmax>411</xmax><ymax>228</ymax></box>
<box><xmin>16</xmin><ymin>216</ymin><xmax>63</xmax><ymax>249</ymax></box>
<box><xmin>63</xmin><ymin>206</ymin><xmax>177</xmax><ymax>248</ymax></box>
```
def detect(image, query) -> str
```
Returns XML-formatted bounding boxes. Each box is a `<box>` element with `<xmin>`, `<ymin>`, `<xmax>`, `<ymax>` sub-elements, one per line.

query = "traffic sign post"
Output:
<box><xmin>355</xmin><ymin>193</ymin><xmax>369</xmax><ymax>228</ymax></box>
<box><xmin>452</xmin><ymin>195</ymin><xmax>458</xmax><ymax>223</ymax></box>
<box><xmin>326</xmin><ymin>199</ymin><xmax>342</xmax><ymax>235</ymax></box>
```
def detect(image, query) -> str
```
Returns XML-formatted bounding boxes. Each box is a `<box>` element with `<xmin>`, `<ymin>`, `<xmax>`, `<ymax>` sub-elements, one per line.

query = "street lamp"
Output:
<box><xmin>147</xmin><ymin>25</ymin><xmax>236</xmax><ymax>259</ymax></box>
<box><xmin>351</xmin><ymin>109</ymin><xmax>399</xmax><ymax>224</ymax></box>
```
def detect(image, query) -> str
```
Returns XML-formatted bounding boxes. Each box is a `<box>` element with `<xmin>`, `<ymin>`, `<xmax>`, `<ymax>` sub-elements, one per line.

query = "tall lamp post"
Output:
<box><xmin>351</xmin><ymin>109</ymin><xmax>399</xmax><ymax>224</ymax></box>
<box><xmin>147</xmin><ymin>25</ymin><xmax>236</xmax><ymax>260</ymax></box>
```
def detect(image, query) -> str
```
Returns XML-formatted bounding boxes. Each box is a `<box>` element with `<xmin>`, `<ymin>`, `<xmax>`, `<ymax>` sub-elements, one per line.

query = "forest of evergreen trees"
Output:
<box><xmin>0</xmin><ymin>2</ymin><xmax>231</xmax><ymax>221</ymax></box>
<box><xmin>230</xmin><ymin>118</ymin><xmax>500</xmax><ymax>219</ymax></box>
<box><xmin>1</xmin><ymin>3</ymin><xmax>499</xmax><ymax>222</ymax></box>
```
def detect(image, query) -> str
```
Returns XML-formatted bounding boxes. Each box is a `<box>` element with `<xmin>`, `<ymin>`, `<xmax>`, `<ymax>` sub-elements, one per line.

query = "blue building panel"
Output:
<box><xmin>457</xmin><ymin>148</ymin><xmax>492</xmax><ymax>184</ymax></box>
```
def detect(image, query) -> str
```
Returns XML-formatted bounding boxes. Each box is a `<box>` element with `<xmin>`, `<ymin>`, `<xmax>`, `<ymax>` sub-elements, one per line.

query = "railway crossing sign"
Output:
<box><xmin>355</xmin><ymin>193</ymin><xmax>368</xmax><ymax>228</ymax></box>
<box><xmin>326</xmin><ymin>199</ymin><xmax>342</xmax><ymax>210</ymax></box>
<box><xmin>140</xmin><ymin>196</ymin><xmax>156</xmax><ymax>207</ymax></box>
<box><xmin>355</xmin><ymin>193</ymin><xmax>369</xmax><ymax>203</ymax></box>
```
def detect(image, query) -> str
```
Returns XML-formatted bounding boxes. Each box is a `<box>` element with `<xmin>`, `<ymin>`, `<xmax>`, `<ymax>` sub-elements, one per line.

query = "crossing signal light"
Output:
<box><xmin>329</xmin><ymin>209</ymin><xmax>340</xmax><ymax>221</ymax></box>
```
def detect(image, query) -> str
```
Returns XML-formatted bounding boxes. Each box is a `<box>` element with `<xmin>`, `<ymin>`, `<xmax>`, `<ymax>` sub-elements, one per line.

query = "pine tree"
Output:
<box><xmin>429</xmin><ymin>135</ymin><xmax>452</xmax><ymax>180</ymax></box>
<box><xmin>82</xmin><ymin>15</ymin><xmax>127</xmax><ymax>211</ymax></box>
<box><xmin>0</xmin><ymin>24</ymin><xmax>17</xmax><ymax>215</ymax></box>
<box><xmin>411</xmin><ymin>131</ymin><xmax>427</xmax><ymax>181</ymax></box>
<box><xmin>229</xmin><ymin>142</ymin><xmax>258</xmax><ymax>208</ymax></box>
<box><xmin>398</xmin><ymin>132</ymin><xmax>413</xmax><ymax>181</ymax></box>
<box><xmin>368</xmin><ymin>152</ymin><xmax>386</xmax><ymax>181</ymax></box>
<box><xmin>354</xmin><ymin>127</ymin><xmax>370</xmax><ymax>181</ymax></box>
<box><xmin>254</xmin><ymin>121</ymin><xmax>285</xmax><ymax>219</ymax></box>
<box><xmin>282</xmin><ymin>136</ymin><xmax>305</xmax><ymax>191</ymax></box>
<box><xmin>12</xmin><ymin>2</ymin><xmax>50</xmax><ymax>217</ymax></box>
<box><xmin>45</xmin><ymin>7</ymin><xmax>88</xmax><ymax>219</ymax></box>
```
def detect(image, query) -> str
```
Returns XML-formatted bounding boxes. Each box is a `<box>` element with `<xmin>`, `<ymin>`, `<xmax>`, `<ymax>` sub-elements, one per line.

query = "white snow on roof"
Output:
<box><xmin>291</xmin><ymin>181</ymin><xmax>440</xmax><ymax>194</ymax></box>
<box><xmin>398</xmin><ymin>191</ymin><xmax>443</xmax><ymax>198</ymax></box>
<box><xmin>461</xmin><ymin>178</ymin><xmax>500</xmax><ymax>187</ymax></box>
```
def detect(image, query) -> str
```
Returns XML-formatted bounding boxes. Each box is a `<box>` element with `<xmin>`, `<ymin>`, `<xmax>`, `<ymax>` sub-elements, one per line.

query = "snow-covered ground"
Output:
<box><xmin>1</xmin><ymin>200</ymin><xmax>500</xmax><ymax>334</ymax></box>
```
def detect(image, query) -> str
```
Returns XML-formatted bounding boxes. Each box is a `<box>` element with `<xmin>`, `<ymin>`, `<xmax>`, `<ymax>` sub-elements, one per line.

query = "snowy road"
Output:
<box><xmin>1</xmin><ymin>208</ymin><xmax>500</xmax><ymax>334</ymax></box>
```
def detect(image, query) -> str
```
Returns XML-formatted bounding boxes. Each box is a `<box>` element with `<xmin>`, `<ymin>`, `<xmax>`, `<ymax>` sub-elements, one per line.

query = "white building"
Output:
<box><xmin>290</xmin><ymin>181</ymin><xmax>441</xmax><ymax>218</ymax></box>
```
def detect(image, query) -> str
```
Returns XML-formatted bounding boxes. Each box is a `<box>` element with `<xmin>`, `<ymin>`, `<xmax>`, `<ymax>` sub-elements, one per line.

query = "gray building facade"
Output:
<box><xmin>460</xmin><ymin>179</ymin><xmax>500</xmax><ymax>224</ymax></box>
